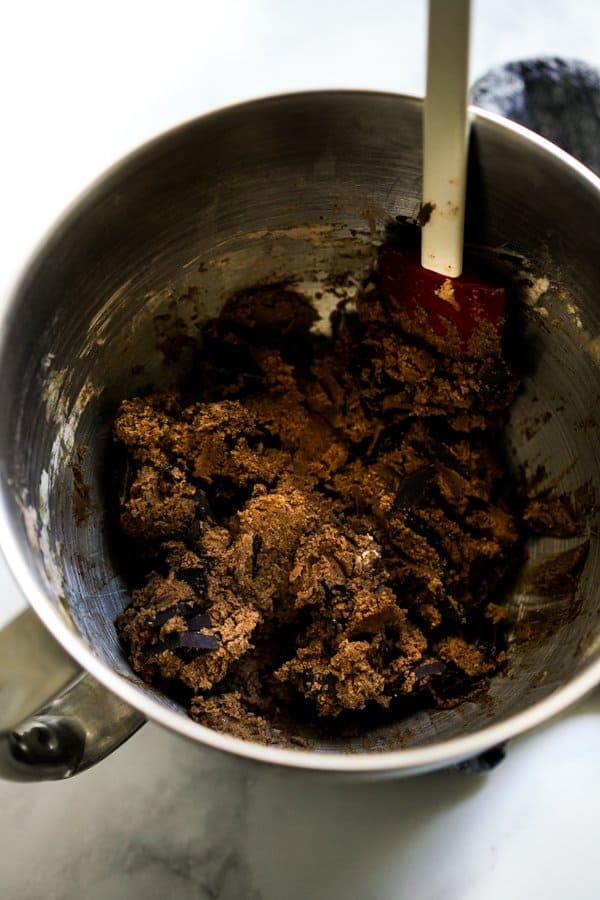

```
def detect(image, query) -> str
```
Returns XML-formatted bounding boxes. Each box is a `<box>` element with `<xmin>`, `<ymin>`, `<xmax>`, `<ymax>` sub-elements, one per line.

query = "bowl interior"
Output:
<box><xmin>2</xmin><ymin>92</ymin><xmax>600</xmax><ymax>753</ymax></box>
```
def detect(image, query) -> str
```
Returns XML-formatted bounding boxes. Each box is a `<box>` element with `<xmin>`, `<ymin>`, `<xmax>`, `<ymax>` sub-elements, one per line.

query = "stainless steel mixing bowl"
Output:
<box><xmin>0</xmin><ymin>91</ymin><xmax>599</xmax><ymax>780</ymax></box>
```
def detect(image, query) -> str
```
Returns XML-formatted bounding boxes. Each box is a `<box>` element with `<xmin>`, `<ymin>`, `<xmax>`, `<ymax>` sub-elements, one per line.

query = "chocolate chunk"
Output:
<box><xmin>144</xmin><ymin>630</ymin><xmax>220</xmax><ymax>660</ymax></box>
<box><xmin>413</xmin><ymin>660</ymin><xmax>447</xmax><ymax>680</ymax></box>
<box><xmin>177</xmin><ymin>567</ymin><xmax>208</xmax><ymax>594</ymax></box>
<box><xmin>193</xmin><ymin>487</ymin><xmax>216</xmax><ymax>523</ymax></box>
<box><xmin>148</xmin><ymin>601</ymin><xmax>207</xmax><ymax>629</ymax></box>
<box><xmin>394</xmin><ymin>466</ymin><xmax>435</xmax><ymax>509</ymax></box>
<box><xmin>161</xmin><ymin>631</ymin><xmax>219</xmax><ymax>652</ymax></box>
<box><xmin>431</xmin><ymin>668</ymin><xmax>479</xmax><ymax>700</ymax></box>
<box><xmin>187</xmin><ymin>612</ymin><xmax>213</xmax><ymax>631</ymax></box>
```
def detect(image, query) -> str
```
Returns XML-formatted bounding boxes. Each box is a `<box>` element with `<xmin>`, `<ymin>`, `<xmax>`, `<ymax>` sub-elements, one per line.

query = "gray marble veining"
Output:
<box><xmin>1</xmin><ymin>690</ymin><xmax>599</xmax><ymax>899</ymax></box>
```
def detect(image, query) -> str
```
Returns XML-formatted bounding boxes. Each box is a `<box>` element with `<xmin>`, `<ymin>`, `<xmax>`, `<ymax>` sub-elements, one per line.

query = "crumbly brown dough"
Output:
<box><xmin>114</xmin><ymin>278</ymin><xmax>525</xmax><ymax>743</ymax></box>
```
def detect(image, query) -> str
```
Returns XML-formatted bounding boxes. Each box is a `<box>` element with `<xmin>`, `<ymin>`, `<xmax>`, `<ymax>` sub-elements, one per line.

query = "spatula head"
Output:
<box><xmin>379</xmin><ymin>246</ymin><xmax>506</xmax><ymax>358</ymax></box>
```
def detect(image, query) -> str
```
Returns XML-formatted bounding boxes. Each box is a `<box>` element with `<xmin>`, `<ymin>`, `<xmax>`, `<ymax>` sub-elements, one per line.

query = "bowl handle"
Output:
<box><xmin>0</xmin><ymin>609</ymin><xmax>144</xmax><ymax>781</ymax></box>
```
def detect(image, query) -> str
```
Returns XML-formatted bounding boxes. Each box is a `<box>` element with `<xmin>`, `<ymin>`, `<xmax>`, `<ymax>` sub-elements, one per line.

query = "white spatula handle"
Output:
<box><xmin>421</xmin><ymin>0</ymin><xmax>471</xmax><ymax>278</ymax></box>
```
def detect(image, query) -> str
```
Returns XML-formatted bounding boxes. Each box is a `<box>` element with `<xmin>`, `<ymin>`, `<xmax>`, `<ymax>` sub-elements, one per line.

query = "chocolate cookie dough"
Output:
<box><xmin>114</xmin><ymin>275</ymin><xmax>524</xmax><ymax>743</ymax></box>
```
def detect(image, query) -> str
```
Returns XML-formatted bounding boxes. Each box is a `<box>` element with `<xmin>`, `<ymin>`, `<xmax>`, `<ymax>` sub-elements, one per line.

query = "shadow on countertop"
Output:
<box><xmin>0</xmin><ymin>688</ymin><xmax>597</xmax><ymax>899</ymax></box>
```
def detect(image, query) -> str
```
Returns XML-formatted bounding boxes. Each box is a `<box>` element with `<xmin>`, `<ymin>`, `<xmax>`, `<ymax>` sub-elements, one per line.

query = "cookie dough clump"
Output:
<box><xmin>114</xmin><ymin>280</ymin><xmax>522</xmax><ymax>743</ymax></box>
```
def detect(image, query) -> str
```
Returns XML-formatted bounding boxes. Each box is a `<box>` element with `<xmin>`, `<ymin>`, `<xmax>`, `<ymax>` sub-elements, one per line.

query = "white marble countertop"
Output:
<box><xmin>1</xmin><ymin>1</ymin><xmax>599</xmax><ymax>897</ymax></box>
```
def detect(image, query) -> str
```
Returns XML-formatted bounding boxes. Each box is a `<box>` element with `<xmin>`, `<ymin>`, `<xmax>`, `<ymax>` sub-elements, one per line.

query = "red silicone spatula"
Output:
<box><xmin>379</xmin><ymin>0</ymin><xmax>505</xmax><ymax>358</ymax></box>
